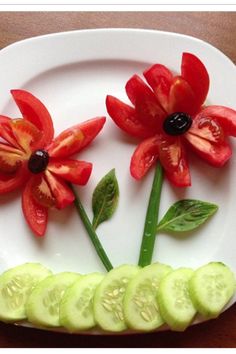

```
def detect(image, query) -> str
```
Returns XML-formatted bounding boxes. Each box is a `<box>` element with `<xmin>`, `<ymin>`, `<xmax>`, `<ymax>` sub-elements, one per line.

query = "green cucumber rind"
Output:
<box><xmin>60</xmin><ymin>272</ymin><xmax>105</xmax><ymax>332</ymax></box>
<box><xmin>93</xmin><ymin>264</ymin><xmax>140</xmax><ymax>332</ymax></box>
<box><xmin>123</xmin><ymin>263</ymin><xmax>172</xmax><ymax>332</ymax></box>
<box><xmin>26</xmin><ymin>272</ymin><xmax>80</xmax><ymax>327</ymax></box>
<box><xmin>157</xmin><ymin>268</ymin><xmax>196</xmax><ymax>331</ymax></box>
<box><xmin>189</xmin><ymin>262</ymin><xmax>236</xmax><ymax>318</ymax></box>
<box><xmin>0</xmin><ymin>263</ymin><xmax>52</xmax><ymax>322</ymax></box>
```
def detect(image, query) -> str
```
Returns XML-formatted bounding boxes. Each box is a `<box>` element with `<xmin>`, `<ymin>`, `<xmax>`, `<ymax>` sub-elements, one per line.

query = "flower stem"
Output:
<box><xmin>138</xmin><ymin>162</ymin><xmax>164</xmax><ymax>267</ymax></box>
<box><xmin>71</xmin><ymin>185</ymin><xmax>113</xmax><ymax>272</ymax></box>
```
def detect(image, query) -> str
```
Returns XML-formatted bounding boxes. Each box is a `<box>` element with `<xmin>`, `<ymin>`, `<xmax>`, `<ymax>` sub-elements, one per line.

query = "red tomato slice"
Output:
<box><xmin>169</xmin><ymin>76</ymin><xmax>199</xmax><ymax>115</ymax></box>
<box><xmin>181</xmin><ymin>53</ymin><xmax>209</xmax><ymax>108</ymax></box>
<box><xmin>196</xmin><ymin>106</ymin><xmax>236</xmax><ymax>137</ymax></box>
<box><xmin>189</xmin><ymin>113</ymin><xmax>224</xmax><ymax>143</ymax></box>
<box><xmin>9</xmin><ymin>119</ymin><xmax>42</xmax><ymax>154</ymax></box>
<box><xmin>22</xmin><ymin>177</ymin><xmax>48</xmax><ymax>237</ymax></box>
<box><xmin>30</xmin><ymin>175</ymin><xmax>56</xmax><ymax>208</ymax></box>
<box><xmin>125</xmin><ymin>75</ymin><xmax>166</xmax><ymax>131</ymax></box>
<box><xmin>0</xmin><ymin>143</ymin><xmax>24</xmax><ymax>174</ymax></box>
<box><xmin>0</xmin><ymin>116</ymin><xmax>22</xmax><ymax>149</ymax></box>
<box><xmin>158</xmin><ymin>135</ymin><xmax>191</xmax><ymax>187</ymax></box>
<box><xmin>130</xmin><ymin>135</ymin><xmax>159</xmax><ymax>180</ymax></box>
<box><xmin>48</xmin><ymin>159</ymin><xmax>92</xmax><ymax>185</ymax></box>
<box><xmin>0</xmin><ymin>163</ymin><xmax>29</xmax><ymax>194</ymax></box>
<box><xmin>45</xmin><ymin>170</ymin><xmax>75</xmax><ymax>209</ymax></box>
<box><xmin>11</xmin><ymin>90</ymin><xmax>54</xmax><ymax>147</ymax></box>
<box><xmin>47</xmin><ymin>117</ymin><xmax>106</xmax><ymax>158</ymax></box>
<box><xmin>184</xmin><ymin>132</ymin><xmax>232</xmax><ymax>167</ymax></box>
<box><xmin>143</xmin><ymin>64</ymin><xmax>173</xmax><ymax>112</ymax></box>
<box><xmin>106</xmin><ymin>95</ymin><xmax>154</xmax><ymax>138</ymax></box>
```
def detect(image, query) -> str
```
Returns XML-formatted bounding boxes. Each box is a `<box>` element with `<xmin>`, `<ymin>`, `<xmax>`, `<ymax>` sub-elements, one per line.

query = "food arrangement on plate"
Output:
<box><xmin>0</xmin><ymin>39</ymin><xmax>236</xmax><ymax>334</ymax></box>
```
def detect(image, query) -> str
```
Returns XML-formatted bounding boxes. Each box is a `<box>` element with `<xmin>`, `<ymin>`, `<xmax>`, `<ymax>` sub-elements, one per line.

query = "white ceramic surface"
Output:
<box><xmin>0</xmin><ymin>29</ymin><xmax>236</xmax><ymax>332</ymax></box>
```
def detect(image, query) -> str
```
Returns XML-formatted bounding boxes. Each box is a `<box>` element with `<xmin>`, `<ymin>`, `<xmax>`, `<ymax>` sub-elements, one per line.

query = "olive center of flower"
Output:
<box><xmin>163</xmin><ymin>112</ymin><xmax>192</xmax><ymax>136</ymax></box>
<box><xmin>28</xmin><ymin>150</ymin><xmax>49</xmax><ymax>174</ymax></box>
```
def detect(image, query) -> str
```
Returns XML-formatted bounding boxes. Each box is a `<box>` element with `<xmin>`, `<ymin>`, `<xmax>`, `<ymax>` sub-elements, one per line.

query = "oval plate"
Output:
<box><xmin>0</xmin><ymin>29</ymin><xmax>235</xmax><ymax>334</ymax></box>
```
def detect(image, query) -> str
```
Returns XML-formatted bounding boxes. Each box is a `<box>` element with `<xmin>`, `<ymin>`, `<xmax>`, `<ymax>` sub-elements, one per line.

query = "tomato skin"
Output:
<box><xmin>11</xmin><ymin>90</ymin><xmax>54</xmax><ymax>147</ymax></box>
<box><xmin>47</xmin><ymin>117</ymin><xmax>106</xmax><ymax>158</ymax></box>
<box><xmin>106</xmin><ymin>95</ymin><xmax>154</xmax><ymax>139</ymax></box>
<box><xmin>130</xmin><ymin>136</ymin><xmax>159</xmax><ymax>179</ymax></box>
<box><xmin>22</xmin><ymin>177</ymin><xmax>48</xmax><ymax>237</ymax></box>
<box><xmin>196</xmin><ymin>106</ymin><xmax>236</xmax><ymax>137</ymax></box>
<box><xmin>48</xmin><ymin>159</ymin><xmax>92</xmax><ymax>185</ymax></box>
<box><xmin>181</xmin><ymin>53</ymin><xmax>209</xmax><ymax>108</ymax></box>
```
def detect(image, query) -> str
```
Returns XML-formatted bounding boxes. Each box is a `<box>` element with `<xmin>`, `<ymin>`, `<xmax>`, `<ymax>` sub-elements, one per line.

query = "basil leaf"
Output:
<box><xmin>156</xmin><ymin>199</ymin><xmax>218</xmax><ymax>233</ymax></box>
<box><xmin>92</xmin><ymin>169</ymin><xmax>119</xmax><ymax>230</ymax></box>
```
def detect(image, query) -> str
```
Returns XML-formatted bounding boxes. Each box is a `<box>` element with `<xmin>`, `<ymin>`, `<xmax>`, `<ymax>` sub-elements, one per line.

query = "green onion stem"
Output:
<box><xmin>138</xmin><ymin>162</ymin><xmax>164</xmax><ymax>267</ymax></box>
<box><xmin>71</xmin><ymin>185</ymin><xmax>113</xmax><ymax>272</ymax></box>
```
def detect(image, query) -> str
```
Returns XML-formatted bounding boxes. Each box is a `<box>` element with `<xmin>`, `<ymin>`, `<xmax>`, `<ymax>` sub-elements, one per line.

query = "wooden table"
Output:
<box><xmin>0</xmin><ymin>11</ymin><xmax>235</xmax><ymax>348</ymax></box>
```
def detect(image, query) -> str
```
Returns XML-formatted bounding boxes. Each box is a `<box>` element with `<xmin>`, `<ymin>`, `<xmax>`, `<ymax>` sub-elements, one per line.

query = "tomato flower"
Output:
<box><xmin>0</xmin><ymin>90</ymin><xmax>106</xmax><ymax>236</ymax></box>
<box><xmin>106</xmin><ymin>53</ymin><xmax>236</xmax><ymax>187</ymax></box>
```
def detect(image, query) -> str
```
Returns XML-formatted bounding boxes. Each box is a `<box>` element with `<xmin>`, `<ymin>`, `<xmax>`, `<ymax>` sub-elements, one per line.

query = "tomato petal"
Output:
<box><xmin>11</xmin><ymin>89</ymin><xmax>54</xmax><ymax>147</ymax></box>
<box><xmin>130</xmin><ymin>136</ymin><xmax>159</xmax><ymax>180</ymax></box>
<box><xmin>0</xmin><ymin>143</ymin><xmax>24</xmax><ymax>174</ymax></box>
<box><xmin>181</xmin><ymin>53</ymin><xmax>209</xmax><ymax>108</ymax></box>
<box><xmin>189</xmin><ymin>113</ymin><xmax>224</xmax><ymax>143</ymax></box>
<box><xmin>9</xmin><ymin>119</ymin><xmax>42</xmax><ymax>154</ymax></box>
<box><xmin>169</xmin><ymin>76</ymin><xmax>199</xmax><ymax>115</ymax></box>
<box><xmin>185</xmin><ymin>133</ymin><xmax>232</xmax><ymax>167</ymax></box>
<box><xmin>143</xmin><ymin>64</ymin><xmax>173</xmax><ymax>112</ymax></box>
<box><xmin>30</xmin><ymin>175</ymin><xmax>56</xmax><ymax>208</ymax></box>
<box><xmin>0</xmin><ymin>164</ymin><xmax>28</xmax><ymax>194</ymax></box>
<box><xmin>0</xmin><ymin>116</ymin><xmax>21</xmax><ymax>149</ymax></box>
<box><xmin>47</xmin><ymin>117</ymin><xmax>106</xmax><ymax>158</ymax></box>
<box><xmin>45</xmin><ymin>170</ymin><xmax>75</xmax><ymax>209</ymax></box>
<box><xmin>22</xmin><ymin>177</ymin><xmax>48</xmax><ymax>237</ymax></box>
<box><xmin>106</xmin><ymin>95</ymin><xmax>154</xmax><ymax>138</ymax></box>
<box><xmin>125</xmin><ymin>75</ymin><xmax>166</xmax><ymax>130</ymax></box>
<box><xmin>196</xmin><ymin>106</ymin><xmax>236</xmax><ymax>137</ymax></box>
<box><xmin>48</xmin><ymin>159</ymin><xmax>92</xmax><ymax>185</ymax></box>
<box><xmin>158</xmin><ymin>135</ymin><xmax>191</xmax><ymax>187</ymax></box>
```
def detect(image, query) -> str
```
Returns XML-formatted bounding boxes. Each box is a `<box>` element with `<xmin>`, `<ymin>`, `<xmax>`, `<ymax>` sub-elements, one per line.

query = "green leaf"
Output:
<box><xmin>156</xmin><ymin>199</ymin><xmax>218</xmax><ymax>233</ymax></box>
<box><xmin>92</xmin><ymin>169</ymin><xmax>119</xmax><ymax>230</ymax></box>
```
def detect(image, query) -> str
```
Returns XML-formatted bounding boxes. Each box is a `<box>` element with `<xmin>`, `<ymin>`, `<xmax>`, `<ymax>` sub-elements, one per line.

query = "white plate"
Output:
<box><xmin>0</xmin><ymin>29</ymin><xmax>236</xmax><ymax>333</ymax></box>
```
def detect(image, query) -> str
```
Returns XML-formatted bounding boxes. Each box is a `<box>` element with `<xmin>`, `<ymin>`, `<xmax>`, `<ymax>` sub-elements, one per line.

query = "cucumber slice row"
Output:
<box><xmin>0</xmin><ymin>261</ymin><xmax>234</xmax><ymax>333</ymax></box>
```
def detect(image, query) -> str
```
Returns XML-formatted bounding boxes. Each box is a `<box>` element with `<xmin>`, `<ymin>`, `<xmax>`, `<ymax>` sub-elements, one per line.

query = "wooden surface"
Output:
<box><xmin>0</xmin><ymin>11</ymin><xmax>235</xmax><ymax>348</ymax></box>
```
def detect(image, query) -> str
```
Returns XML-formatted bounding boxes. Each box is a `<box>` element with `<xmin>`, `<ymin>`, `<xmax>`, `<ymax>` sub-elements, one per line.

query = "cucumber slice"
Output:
<box><xmin>189</xmin><ymin>262</ymin><xmax>236</xmax><ymax>318</ymax></box>
<box><xmin>60</xmin><ymin>272</ymin><xmax>104</xmax><ymax>332</ymax></box>
<box><xmin>123</xmin><ymin>263</ymin><xmax>172</xmax><ymax>331</ymax></box>
<box><xmin>26</xmin><ymin>272</ymin><xmax>80</xmax><ymax>327</ymax></box>
<box><xmin>0</xmin><ymin>263</ymin><xmax>52</xmax><ymax>322</ymax></box>
<box><xmin>157</xmin><ymin>268</ymin><xmax>196</xmax><ymax>331</ymax></box>
<box><xmin>94</xmin><ymin>264</ymin><xmax>140</xmax><ymax>332</ymax></box>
